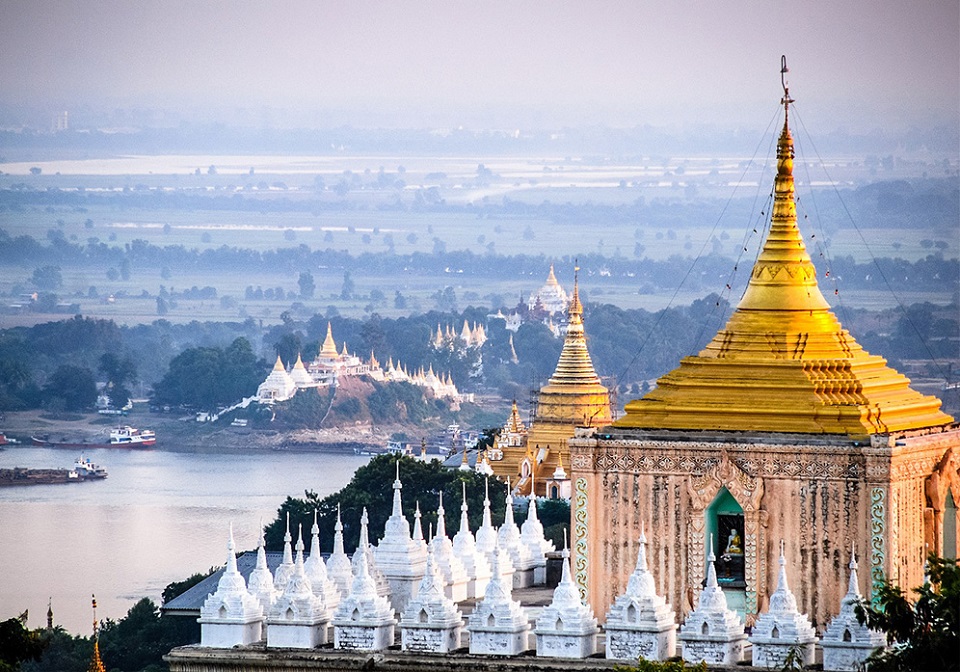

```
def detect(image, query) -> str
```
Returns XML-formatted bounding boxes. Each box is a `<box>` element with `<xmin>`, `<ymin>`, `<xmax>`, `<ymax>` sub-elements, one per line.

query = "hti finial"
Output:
<box><xmin>780</xmin><ymin>55</ymin><xmax>795</xmax><ymax>121</ymax></box>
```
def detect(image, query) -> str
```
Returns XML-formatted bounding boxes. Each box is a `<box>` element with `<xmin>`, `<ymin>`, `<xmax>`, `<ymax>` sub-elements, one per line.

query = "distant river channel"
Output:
<box><xmin>0</xmin><ymin>445</ymin><xmax>369</xmax><ymax>635</ymax></box>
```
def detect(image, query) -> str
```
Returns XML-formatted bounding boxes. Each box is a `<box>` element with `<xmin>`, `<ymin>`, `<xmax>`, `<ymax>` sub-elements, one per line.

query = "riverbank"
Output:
<box><xmin>0</xmin><ymin>409</ymin><xmax>399</xmax><ymax>454</ymax></box>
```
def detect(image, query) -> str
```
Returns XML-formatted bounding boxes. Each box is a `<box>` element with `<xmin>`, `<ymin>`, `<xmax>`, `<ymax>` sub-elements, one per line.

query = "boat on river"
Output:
<box><xmin>31</xmin><ymin>425</ymin><xmax>156</xmax><ymax>449</ymax></box>
<box><xmin>73</xmin><ymin>455</ymin><xmax>108</xmax><ymax>479</ymax></box>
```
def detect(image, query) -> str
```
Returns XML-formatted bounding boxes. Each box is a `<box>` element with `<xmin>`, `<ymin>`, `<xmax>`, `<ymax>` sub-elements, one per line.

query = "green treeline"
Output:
<box><xmin>263</xmin><ymin>453</ymin><xmax>570</xmax><ymax>553</ymax></box>
<box><xmin>1</xmin><ymin>297</ymin><xmax>957</xmax><ymax>414</ymax></box>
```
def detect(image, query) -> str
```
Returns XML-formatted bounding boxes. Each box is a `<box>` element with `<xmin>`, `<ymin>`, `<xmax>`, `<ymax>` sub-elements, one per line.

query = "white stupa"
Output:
<box><xmin>749</xmin><ymin>541</ymin><xmax>818</xmax><ymax>667</ymax></box>
<box><xmin>678</xmin><ymin>536</ymin><xmax>746</xmax><ymax>665</ymax></box>
<box><xmin>399</xmin><ymin>546</ymin><xmax>465</xmax><ymax>653</ymax></box>
<box><xmin>604</xmin><ymin>526</ymin><xmax>677</xmax><ymax>661</ymax></box>
<box><xmin>467</xmin><ymin>540</ymin><xmax>532</xmax><ymax>655</ymax></box>
<box><xmin>497</xmin><ymin>480</ymin><xmax>535</xmax><ymax>588</ymax></box>
<box><xmin>273</xmin><ymin>513</ymin><xmax>295</xmax><ymax>593</ymax></box>
<box><xmin>429</xmin><ymin>491</ymin><xmax>469</xmax><ymax>602</ymax></box>
<box><xmin>475</xmin><ymin>477</ymin><xmax>515</xmax><ymax>588</ymax></box>
<box><xmin>821</xmin><ymin>546</ymin><xmax>887</xmax><ymax>671</ymax></box>
<box><xmin>355</xmin><ymin>507</ymin><xmax>391</xmax><ymax>599</ymax></box>
<box><xmin>198</xmin><ymin>524</ymin><xmax>264</xmax><ymax>647</ymax></box>
<box><xmin>257</xmin><ymin>355</ymin><xmax>297</xmax><ymax>402</ymax></box>
<box><xmin>326</xmin><ymin>503</ymin><xmax>354</xmax><ymax>597</ymax></box>
<box><xmin>412</xmin><ymin>501</ymin><xmax>428</xmax><ymax>557</ymax></box>
<box><xmin>474</xmin><ymin>477</ymin><xmax>499</xmax><ymax>559</ymax></box>
<box><xmin>303</xmin><ymin>510</ymin><xmax>341</xmax><ymax>613</ymax></box>
<box><xmin>519</xmin><ymin>484</ymin><xmax>554</xmax><ymax>585</ymax></box>
<box><xmin>245</xmin><ymin>523</ymin><xmax>276</xmax><ymax>635</ymax></box>
<box><xmin>332</xmin><ymin>541</ymin><xmax>397</xmax><ymax>651</ymax></box>
<box><xmin>534</xmin><ymin>534</ymin><xmax>598</xmax><ymax>658</ymax></box>
<box><xmin>289</xmin><ymin>352</ymin><xmax>317</xmax><ymax>388</ymax></box>
<box><xmin>375</xmin><ymin>461</ymin><xmax>427</xmax><ymax>613</ymax></box>
<box><xmin>451</xmin><ymin>482</ymin><xmax>492</xmax><ymax>599</ymax></box>
<box><xmin>267</xmin><ymin>525</ymin><xmax>331</xmax><ymax>649</ymax></box>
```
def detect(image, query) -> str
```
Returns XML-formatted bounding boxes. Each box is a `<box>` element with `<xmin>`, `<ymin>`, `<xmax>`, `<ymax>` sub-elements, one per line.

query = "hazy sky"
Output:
<box><xmin>1</xmin><ymin>0</ymin><xmax>957</xmax><ymax>130</ymax></box>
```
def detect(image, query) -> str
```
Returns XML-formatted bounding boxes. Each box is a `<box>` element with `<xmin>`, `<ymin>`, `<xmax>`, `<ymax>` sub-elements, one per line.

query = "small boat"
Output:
<box><xmin>109</xmin><ymin>426</ymin><xmax>156</xmax><ymax>447</ymax></box>
<box><xmin>73</xmin><ymin>455</ymin><xmax>108</xmax><ymax>479</ymax></box>
<box><xmin>32</xmin><ymin>425</ymin><xmax>156</xmax><ymax>449</ymax></box>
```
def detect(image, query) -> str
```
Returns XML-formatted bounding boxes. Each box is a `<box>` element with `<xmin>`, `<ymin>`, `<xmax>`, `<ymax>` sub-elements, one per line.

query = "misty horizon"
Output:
<box><xmin>1</xmin><ymin>0</ymin><xmax>957</xmax><ymax>138</ymax></box>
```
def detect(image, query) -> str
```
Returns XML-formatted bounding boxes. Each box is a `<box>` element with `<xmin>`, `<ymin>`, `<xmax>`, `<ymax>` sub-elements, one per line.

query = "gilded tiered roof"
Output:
<box><xmin>616</xmin><ymin>89</ymin><xmax>952</xmax><ymax>438</ymax></box>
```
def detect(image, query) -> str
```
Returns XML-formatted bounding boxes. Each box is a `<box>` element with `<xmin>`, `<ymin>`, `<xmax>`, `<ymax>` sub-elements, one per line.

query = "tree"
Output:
<box><xmin>340</xmin><ymin>271</ymin><xmax>355</xmax><ymax>300</ymax></box>
<box><xmin>297</xmin><ymin>271</ymin><xmax>315</xmax><ymax>299</ymax></box>
<box><xmin>99</xmin><ymin>353</ymin><xmax>137</xmax><ymax>409</ymax></box>
<box><xmin>855</xmin><ymin>554</ymin><xmax>959</xmax><ymax>672</ymax></box>
<box><xmin>273</xmin><ymin>333</ymin><xmax>303</xmax><ymax>366</ymax></box>
<box><xmin>43</xmin><ymin>365</ymin><xmax>97</xmax><ymax>412</ymax></box>
<box><xmin>0</xmin><ymin>617</ymin><xmax>47</xmax><ymax>671</ymax></box>
<box><xmin>31</xmin><ymin>266</ymin><xmax>62</xmax><ymax>291</ymax></box>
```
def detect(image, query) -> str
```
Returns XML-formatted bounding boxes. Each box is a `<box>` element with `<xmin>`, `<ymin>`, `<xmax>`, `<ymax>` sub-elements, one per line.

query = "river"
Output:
<box><xmin>0</xmin><ymin>445</ymin><xmax>369</xmax><ymax>635</ymax></box>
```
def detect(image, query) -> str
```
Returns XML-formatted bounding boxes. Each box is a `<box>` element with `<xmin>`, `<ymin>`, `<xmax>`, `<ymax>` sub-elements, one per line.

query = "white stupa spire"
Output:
<box><xmin>304</xmin><ymin>509</ymin><xmax>341</xmax><ymax>612</ymax></box>
<box><xmin>452</xmin><ymin>481</ymin><xmax>492</xmax><ymax>599</ymax></box>
<box><xmin>198</xmin><ymin>523</ymin><xmax>264</xmax><ymax>647</ymax></box>
<box><xmin>246</xmin><ymin>520</ymin><xmax>276</xmax><ymax>617</ymax></box>
<box><xmin>429</xmin><ymin>491</ymin><xmax>469</xmax><ymax>602</ymax></box>
<box><xmin>355</xmin><ymin>507</ymin><xmax>391</xmax><ymax>598</ymax></box>
<box><xmin>274</xmin><ymin>512</ymin><xmax>295</xmax><ymax>592</ymax></box>
<box><xmin>399</xmin><ymin>544</ymin><xmax>464</xmax><ymax>653</ymax></box>
<box><xmin>604</xmin><ymin>524</ymin><xmax>677</xmax><ymax>661</ymax></box>
<box><xmin>266</xmin><ymin>523</ymin><xmax>330</xmax><ymax>648</ymax></box>
<box><xmin>520</xmin><ymin>488</ymin><xmax>555</xmax><ymax>567</ymax></box>
<box><xmin>326</xmin><ymin>503</ymin><xmax>353</xmax><ymax>596</ymax></box>
<box><xmin>475</xmin><ymin>477</ymin><xmax>497</xmax><ymax>557</ymax></box>
<box><xmin>821</xmin><ymin>544</ymin><xmax>887</xmax><ymax>671</ymax></box>
<box><xmin>534</xmin><ymin>531</ymin><xmax>598</xmax><ymax>657</ymax></box>
<box><xmin>376</xmin><ymin>462</ymin><xmax>427</xmax><ymax>612</ymax></box>
<box><xmin>467</xmin><ymin>538</ymin><xmax>530</xmax><ymax>655</ymax></box>
<box><xmin>678</xmin><ymin>535</ymin><xmax>746</xmax><ymax>666</ymax></box>
<box><xmin>412</xmin><ymin>501</ymin><xmax>428</xmax><ymax>554</ymax></box>
<box><xmin>332</xmin><ymin>537</ymin><xmax>397</xmax><ymax>651</ymax></box>
<box><xmin>498</xmin><ymin>477</ymin><xmax>534</xmax><ymax>583</ymax></box>
<box><xmin>749</xmin><ymin>540</ymin><xmax>818</xmax><ymax>668</ymax></box>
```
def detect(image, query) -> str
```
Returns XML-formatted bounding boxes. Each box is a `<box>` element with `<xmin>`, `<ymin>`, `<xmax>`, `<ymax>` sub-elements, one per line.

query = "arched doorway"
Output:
<box><xmin>706</xmin><ymin>487</ymin><xmax>746</xmax><ymax>614</ymax></box>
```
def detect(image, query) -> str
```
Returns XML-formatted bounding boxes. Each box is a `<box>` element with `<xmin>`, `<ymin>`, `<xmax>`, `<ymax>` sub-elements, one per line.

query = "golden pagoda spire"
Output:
<box><xmin>546</xmin><ymin>264</ymin><xmax>559</xmax><ymax>286</ymax></box>
<box><xmin>89</xmin><ymin>595</ymin><xmax>105</xmax><ymax>672</ymax></box>
<box><xmin>616</xmin><ymin>58</ymin><xmax>952</xmax><ymax>437</ymax></box>
<box><xmin>272</xmin><ymin>354</ymin><xmax>285</xmax><ymax>372</ymax></box>
<box><xmin>545</xmin><ymin>264</ymin><xmax>602</xmax><ymax>388</ymax></box>
<box><xmin>320</xmin><ymin>322</ymin><xmax>338</xmax><ymax>358</ymax></box>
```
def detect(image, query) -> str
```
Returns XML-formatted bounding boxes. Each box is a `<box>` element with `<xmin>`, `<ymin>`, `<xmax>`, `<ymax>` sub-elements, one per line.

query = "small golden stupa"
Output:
<box><xmin>615</xmin><ymin>95</ymin><xmax>952</xmax><ymax>438</ymax></box>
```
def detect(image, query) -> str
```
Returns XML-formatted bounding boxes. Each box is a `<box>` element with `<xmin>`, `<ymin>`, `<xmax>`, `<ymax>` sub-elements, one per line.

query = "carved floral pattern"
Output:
<box><xmin>574</xmin><ymin>477</ymin><xmax>588</xmax><ymax>602</ymax></box>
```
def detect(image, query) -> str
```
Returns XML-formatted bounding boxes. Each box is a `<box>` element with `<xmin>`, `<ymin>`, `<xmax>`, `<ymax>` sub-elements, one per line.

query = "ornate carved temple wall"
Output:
<box><xmin>569</xmin><ymin>424</ymin><xmax>960</xmax><ymax>629</ymax></box>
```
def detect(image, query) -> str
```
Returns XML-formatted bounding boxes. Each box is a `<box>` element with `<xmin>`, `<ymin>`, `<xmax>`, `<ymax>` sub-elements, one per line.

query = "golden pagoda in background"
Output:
<box><xmin>569</xmin><ymin>62</ymin><xmax>960</xmax><ymax>629</ymax></box>
<box><xmin>490</xmin><ymin>269</ymin><xmax>611</xmax><ymax>497</ymax></box>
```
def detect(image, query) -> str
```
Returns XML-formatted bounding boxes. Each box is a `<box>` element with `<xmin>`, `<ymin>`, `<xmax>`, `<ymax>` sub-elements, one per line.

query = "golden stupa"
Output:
<box><xmin>492</xmin><ymin>270</ymin><xmax>612</xmax><ymax>494</ymax></box>
<box><xmin>616</xmin><ymin>92</ymin><xmax>952</xmax><ymax>438</ymax></box>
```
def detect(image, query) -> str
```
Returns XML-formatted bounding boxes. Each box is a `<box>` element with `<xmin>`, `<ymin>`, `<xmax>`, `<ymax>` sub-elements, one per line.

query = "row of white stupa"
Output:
<box><xmin>197</xmin><ymin>468</ymin><xmax>884</xmax><ymax>672</ymax></box>
<box><xmin>256</xmin><ymin>352</ymin><xmax>460</xmax><ymax>403</ymax></box>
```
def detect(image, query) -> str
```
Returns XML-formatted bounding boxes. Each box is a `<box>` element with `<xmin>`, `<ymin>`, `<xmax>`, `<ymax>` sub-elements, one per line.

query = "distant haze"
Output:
<box><xmin>0</xmin><ymin>0</ymin><xmax>957</xmax><ymax>132</ymax></box>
